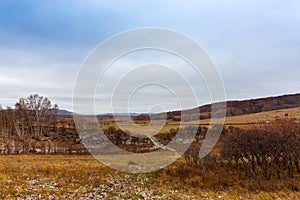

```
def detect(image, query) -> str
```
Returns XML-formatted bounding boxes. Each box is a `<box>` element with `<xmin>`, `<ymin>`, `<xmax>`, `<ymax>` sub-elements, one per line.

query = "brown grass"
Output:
<box><xmin>0</xmin><ymin>155</ymin><xmax>299</xmax><ymax>199</ymax></box>
<box><xmin>95</xmin><ymin>107</ymin><xmax>300</xmax><ymax>134</ymax></box>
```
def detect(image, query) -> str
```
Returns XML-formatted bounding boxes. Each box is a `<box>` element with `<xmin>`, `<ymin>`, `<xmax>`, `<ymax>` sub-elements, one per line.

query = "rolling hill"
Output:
<box><xmin>164</xmin><ymin>93</ymin><xmax>300</xmax><ymax>120</ymax></box>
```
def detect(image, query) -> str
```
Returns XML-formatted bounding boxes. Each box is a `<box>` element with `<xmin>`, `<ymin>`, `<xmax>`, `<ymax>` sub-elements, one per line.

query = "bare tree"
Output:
<box><xmin>4</xmin><ymin>107</ymin><xmax>14</xmax><ymax>140</ymax></box>
<box><xmin>16</xmin><ymin>94</ymin><xmax>58</xmax><ymax>139</ymax></box>
<box><xmin>0</xmin><ymin>105</ymin><xmax>4</xmax><ymax>138</ymax></box>
<box><xmin>13</xmin><ymin>102</ymin><xmax>29</xmax><ymax>141</ymax></box>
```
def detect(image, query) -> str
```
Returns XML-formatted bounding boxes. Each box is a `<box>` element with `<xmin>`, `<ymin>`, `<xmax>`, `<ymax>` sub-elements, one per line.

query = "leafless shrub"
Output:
<box><xmin>221</xmin><ymin>119</ymin><xmax>300</xmax><ymax>179</ymax></box>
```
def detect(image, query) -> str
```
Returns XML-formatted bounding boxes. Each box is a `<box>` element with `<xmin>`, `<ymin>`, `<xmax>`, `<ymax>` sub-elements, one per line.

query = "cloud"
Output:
<box><xmin>0</xmin><ymin>75</ymin><xmax>18</xmax><ymax>84</ymax></box>
<box><xmin>0</xmin><ymin>0</ymin><xmax>299</xmax><ymax>112</ymax></box>
<box><xmin>0</xmin><ymin>46</ymin><xmax>78</xmax><ymax>108</ymax></box>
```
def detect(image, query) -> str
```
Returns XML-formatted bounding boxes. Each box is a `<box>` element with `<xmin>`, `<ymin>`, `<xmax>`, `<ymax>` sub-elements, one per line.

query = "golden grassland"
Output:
<box><xmin>5</xmin><ymin>107</ymin><xmax>298</xmax><ymax>198</ymax></box>
<box><xmin>201</xmin><ymin>106</ymin><xmax>300</xmax><ymax>127</ymax></box>
<box><xmin>94</xmin><ymin>107</ymin><xmax>300</xmax><ymax>135</ymax></box>
<box><xmin>0</xmin><ymin>155</ymin><xmax>299</xmax><ymax>199</ymax></box>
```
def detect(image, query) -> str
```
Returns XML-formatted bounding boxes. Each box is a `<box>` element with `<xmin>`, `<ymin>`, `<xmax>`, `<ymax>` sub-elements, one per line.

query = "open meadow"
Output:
<box><xmin>1</xmin><ymin>100</ymin><xmax>299</xmax><ymax>199</ymax></box>
<box><xmin>0</xmin><ymin>154</ymin><xmax>299</xmax><ymax>199</ymax></box>
<box><xmin>98</xmin><ymin>106</ymin><xmax>300</xmax><ymax>134</ymax></box>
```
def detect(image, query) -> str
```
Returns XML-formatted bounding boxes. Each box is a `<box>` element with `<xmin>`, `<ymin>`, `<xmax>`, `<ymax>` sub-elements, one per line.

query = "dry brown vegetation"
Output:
<box><xmin>0</xmin><ymin>94</ymin><xmax>300</xmax><ymax>199</ymax></box>
<box><xmin>221</xmin><ymin>119</ymin><xmax>300</xmax><ymax>180</ymax></box>
<box><xmin>0</xmin><ymin>119</ymin><xmax>299</xmax><ymax>199</ymax></box>
<box><xmin>0</xmin><ymin>154</ymin><xmax>298</xmax><ymax>199</ymax></box>
<box><xmin>98</xmin><ymin>106</ymin><xmax>300</xmax><ymax>132</ymax></box>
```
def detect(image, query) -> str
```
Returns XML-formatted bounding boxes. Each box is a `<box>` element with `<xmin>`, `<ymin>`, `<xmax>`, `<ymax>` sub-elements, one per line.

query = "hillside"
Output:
<box><xmin>198</xmin><ymin>106</ymin><xmax>300</xmax><ymax>127</ymax></box>
<box><xmin>165</xmin><ymin>93</ymin><xmax>300</xmax><ymax>120</ymax></box>
<box><xmin>57</xmin><ymin>109</ymin><xmax>74</xmax><ymax>116</ymax></box>
<box><xmin>1</xmin><ymin>93</ymin><xmax>300</xmax><ymax>154</ymax></box>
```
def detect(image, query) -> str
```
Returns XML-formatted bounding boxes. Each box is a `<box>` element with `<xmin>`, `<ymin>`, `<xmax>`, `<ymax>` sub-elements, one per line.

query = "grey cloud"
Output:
<box><xmin>0</xmin><ymin>1</ymin><xmax>299</xmax><ymax>112</ymax></box>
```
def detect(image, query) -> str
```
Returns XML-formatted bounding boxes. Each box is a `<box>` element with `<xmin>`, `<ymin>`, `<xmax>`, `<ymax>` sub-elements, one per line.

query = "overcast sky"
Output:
<box><xmin>0</xmin><ymin>0</ymin><xmax>299</xmax><ymax>113</ymax></box>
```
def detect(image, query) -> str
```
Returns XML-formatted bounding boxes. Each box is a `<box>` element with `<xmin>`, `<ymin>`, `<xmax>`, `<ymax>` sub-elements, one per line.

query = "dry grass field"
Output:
<box><xmin>202</xmin><ymin>106</ymin><xmax>300</xmax><ymax>127</ymax></box>
<box><xmin>0</xmin><ymin>107</ymin><xmax>299</xmax><ymax>199</ymax></box>
<box><xmin>97</xmin><ymin>107</ymin><xmax>300</xmax><ymax>135</ymax></box>
<box><xmin>0</xmin><ymin>155</ymin><xmax>299</xmax><ymax>199</ymax></box>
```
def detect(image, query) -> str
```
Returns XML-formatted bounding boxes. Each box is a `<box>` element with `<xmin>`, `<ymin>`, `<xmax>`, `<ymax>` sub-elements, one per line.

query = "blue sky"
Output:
<box><xmin>0</xmin><ymin>0</ymin><xmax>299</xmax><ymax>112</ymax></box>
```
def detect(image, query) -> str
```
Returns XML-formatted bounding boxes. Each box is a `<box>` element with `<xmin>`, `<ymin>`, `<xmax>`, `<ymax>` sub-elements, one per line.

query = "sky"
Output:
<box><xmin>0</xmin><ymin>0</ymin><xmax>299</xmax><ymax>113</ymax></box>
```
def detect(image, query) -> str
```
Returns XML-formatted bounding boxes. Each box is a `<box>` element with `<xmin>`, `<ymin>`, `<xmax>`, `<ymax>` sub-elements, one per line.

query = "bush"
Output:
<box><xmin>221</xmin><ymin>119</ymin><xmax>300</xmax><ymax>179</ymax></box>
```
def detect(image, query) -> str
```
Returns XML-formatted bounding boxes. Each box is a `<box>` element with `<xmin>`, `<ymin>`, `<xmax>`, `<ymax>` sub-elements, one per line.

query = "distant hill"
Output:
<box><xmin>225</xmin><ymin>93</ymin><xmax>300</xmax><ymax>116</ymax></box>
<box><xmin>0</xmin><ymin>108</ymin><xmax>74</xmax><ymax>116</ymax></box>
<box><xmin>164</xmin><ymin>93</ymin><xmax>300</xmax><ymax>120</ymax></box>
<box><xmin>98</xmin><ymin>113</ymin><xmax>141</xmax><ymax>117</ymax></box>
<box><xmin>57</xmin><ymin>109</ymin><xmax>74</xmax><ymax>116</ymax></box>
<box><xmin>1</xmin><ymin>93</ymin><xmax>299</xmax><ymax>154</ymax></box>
